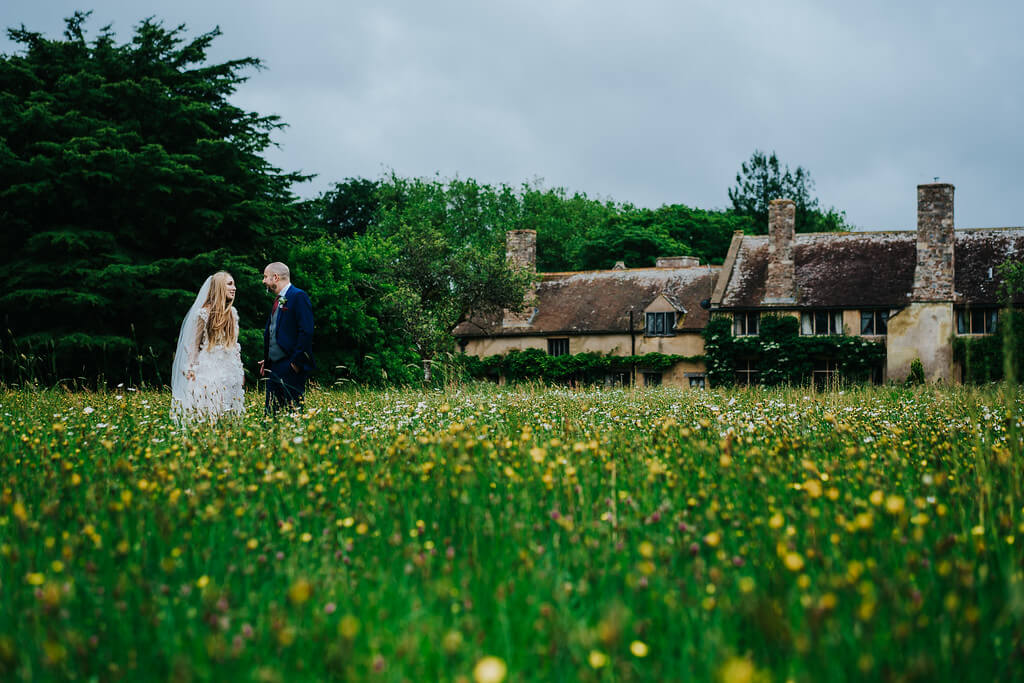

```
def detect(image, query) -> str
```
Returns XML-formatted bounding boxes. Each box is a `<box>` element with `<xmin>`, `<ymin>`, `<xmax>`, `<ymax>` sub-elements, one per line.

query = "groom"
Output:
<box><xmin>261</xmin><ymin>262</ymin><xmax>315</xmax><ymax>414</ymax></box>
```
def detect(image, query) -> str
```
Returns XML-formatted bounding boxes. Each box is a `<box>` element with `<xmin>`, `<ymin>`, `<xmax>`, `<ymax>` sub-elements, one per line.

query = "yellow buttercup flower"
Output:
<box><xmin>288</xmin><ymin>578</ymin><xmax>312</xmax><ymax>605</ymax></box>
<box><xmin>473</xmin><ymin>656</ymin><xmax>507</xmax><ymax>683</ymax></box>
<box><xmin>338</xmin><ymin>614</ymin><xmax>360</xmax><ymax>639</ymax></box>
<box><xmin>719</xmin><ymin>656</ymin><xmax>756</xmax><ymax>683</ymax></box>
<box><xmin>885</xmin><ymin>496</ymin><xmax>905</xmax><ymax>514</ymax></box>
<box><xmin>783</xmin><ymin>552</ymin><xmax>805</xmax><ymax>572</ymax></box>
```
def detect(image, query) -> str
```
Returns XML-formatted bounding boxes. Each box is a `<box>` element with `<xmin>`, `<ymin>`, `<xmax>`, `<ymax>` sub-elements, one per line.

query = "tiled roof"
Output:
<box><xmin>716</xmin><ymin>228</ymin><xmax>1024</xmax><ymax>309</ymax></box>
<box><xmin>454</xmin><ymin>266</ymin><xmax>719</xmax><ymax>337</ymax></box>
<box><xmin>956</xmin><ymin>228</ymin><xmax>1024</xmax><ymax>304</ymax></box>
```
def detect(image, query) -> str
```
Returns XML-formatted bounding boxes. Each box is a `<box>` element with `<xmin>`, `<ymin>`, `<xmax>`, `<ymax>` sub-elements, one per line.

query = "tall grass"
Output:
<box><xmin>0</xmin><ymin>383</ymin><xmax>1021</xmax><ymax>681</ymax></box>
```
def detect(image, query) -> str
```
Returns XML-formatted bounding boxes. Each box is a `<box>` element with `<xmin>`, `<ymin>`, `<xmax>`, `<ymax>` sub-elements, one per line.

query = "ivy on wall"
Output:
<box><xmin>703</xmin><ymin>315</ymin><xmax>886</xmax><ymax>387</ymax></box>
<box><xmin>953</xmin><ymin>310</ymin><xmax>1024</xmax><ymax>383</ymax></box>
<box><xmin>461</xmin><ymin>348</ymin><xmax>704</xmax><ymax>384</ymax></box>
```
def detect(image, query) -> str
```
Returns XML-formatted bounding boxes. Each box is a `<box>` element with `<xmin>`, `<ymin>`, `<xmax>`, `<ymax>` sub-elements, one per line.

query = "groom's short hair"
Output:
<box><xmin>266</xmin><ymin>262</ymin><xmax>290</xmax><ymax>280</ymax></box>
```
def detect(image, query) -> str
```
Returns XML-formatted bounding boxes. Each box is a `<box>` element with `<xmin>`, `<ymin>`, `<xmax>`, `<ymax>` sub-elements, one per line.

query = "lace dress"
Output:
<box><xmin>173</xmin><ymin>307</ymin><xmax>244</xmax><ymax>422</ymax></box>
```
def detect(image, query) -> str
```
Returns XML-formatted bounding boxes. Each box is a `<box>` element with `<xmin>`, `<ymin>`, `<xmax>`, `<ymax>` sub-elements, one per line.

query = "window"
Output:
<box><xmin>607</xmin><ymin>371</ymin><xmax>631</xmax><ymax>387</ymax></box>
<box><xmin>547</xmin><ymin>338</ymin><xmax>570</xmax><ymax>356</ymax></box>
<box><xmin>860</xmin><ymin>310</ymin><xmax>889</xmax><ymax>336</ymax></box>
<box><xmin>733</xmin><ymin>312</ymin><xmax>759</xmax><ymax>336</ymax></box>
<box><xmin>813</xmin><ymin>359</ymin><xmax>840</xmax><ymax>391</ymax></box>
<box><xmin>801</xmin><ymin>310</ymin><xmax>842</xmax><ymax>336</ymax></box>
<box><xmin>956</xmin><ymin>308</ymin><xmax>998</xmax><ymax>335</ymax></box>
<box><xmin>871</xmin><ymin>363</ymin><xmax>885</xmax><ymax>385</ymax></box>
<box><xmin>735</xmin><ymin>359</ymin><xmax>759</xmax><ymax>386</ymax></box>
<box><xmin>687</xmin><ymin>374</ymin><xmax>706</xmax><ymax>389</ymax></box>
<box><xmin>643</xmin><ymin>372</ymin><xmax>663</xmax><ymax>386</ymax></box>
<box><xmin>646</xmin><ymin>311</ymin><xmax>675</xmax><ymax>336</ymax></box>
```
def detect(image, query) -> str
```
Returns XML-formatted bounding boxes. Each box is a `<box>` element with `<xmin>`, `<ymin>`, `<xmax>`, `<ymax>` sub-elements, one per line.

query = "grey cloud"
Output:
<box><xmin>4</xmin><ymin>0</ymin><xmax>1023</xmax><ymax>229</ymax></box>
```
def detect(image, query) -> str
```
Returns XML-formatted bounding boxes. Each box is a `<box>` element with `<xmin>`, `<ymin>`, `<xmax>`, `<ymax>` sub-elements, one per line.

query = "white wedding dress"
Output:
<box><xmin>171</xmin><ymin>280</ymin><xmax>245</xmax><ymax>424</ymax></box>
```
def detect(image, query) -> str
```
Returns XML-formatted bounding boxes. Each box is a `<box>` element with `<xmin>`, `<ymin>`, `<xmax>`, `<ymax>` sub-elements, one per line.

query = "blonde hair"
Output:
<box><xmin>203</xmin><ymin>271</ymin><xmax>237</xmax><ymax>347</ymax></box>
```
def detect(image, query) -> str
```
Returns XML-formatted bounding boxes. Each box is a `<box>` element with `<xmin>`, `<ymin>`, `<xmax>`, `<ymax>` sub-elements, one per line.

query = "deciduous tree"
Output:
<box><xmin>371</xmin><ymin>175</ymin><xmax>532</xmax><ymax>377</ymax></box>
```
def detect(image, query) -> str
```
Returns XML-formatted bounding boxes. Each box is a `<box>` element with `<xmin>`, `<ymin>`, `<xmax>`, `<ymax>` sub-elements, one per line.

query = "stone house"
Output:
<box><xmin>453</xmin><ymin>229</ymin><xmax>719</xmax><ymax>387</ymax></box>
<box><xmin>710</xmin><ymin>184</ymin><xmax>1024</xmax><ymax>383</ymax></box>
<box><xmin>455</xmin><ymin>183</ymin><xmax>1022</xmax><ymax>387</ymax></box>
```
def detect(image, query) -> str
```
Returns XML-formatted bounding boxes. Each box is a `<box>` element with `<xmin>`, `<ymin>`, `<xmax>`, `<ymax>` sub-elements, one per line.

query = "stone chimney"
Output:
<box><xmin>503</xmin><ymin>229</ymin><xmax>536</xmax><ymax>328</ymax></box>
<box><xmin>912</xmin><ymin>183</ymin><xmax>955</xmax><ymax>302</ymax></box>
<box><xmin>506</xmin><ymin>229</ymin><xmax>536</xmax><ymax>271</ymax></box>
<box><xmin>656</xmin><ymin>256</ymin><xmax>700</xmax><ymax>268</ymax></box>
<box><xmin>763</xmin><ymin>198</ymin><xmax>796</xmax><ymax>304</ymax></box>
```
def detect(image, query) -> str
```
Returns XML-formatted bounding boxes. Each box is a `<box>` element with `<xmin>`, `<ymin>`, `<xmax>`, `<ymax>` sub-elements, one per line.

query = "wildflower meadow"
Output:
<box><xmin>1</xmin><ymin>384</ymin><xmax>1022</xmax><ymax>681</ymax></box>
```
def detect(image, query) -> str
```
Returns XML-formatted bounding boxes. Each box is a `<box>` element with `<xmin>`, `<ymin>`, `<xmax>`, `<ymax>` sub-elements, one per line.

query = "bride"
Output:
<box><xmin>171</xmin><ymin>271</ymin><xmax>245</xmax><ymax>423</ymax></box>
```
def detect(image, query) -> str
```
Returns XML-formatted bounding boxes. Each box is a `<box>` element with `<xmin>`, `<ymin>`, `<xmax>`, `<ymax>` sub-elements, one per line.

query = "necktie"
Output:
<box><xmin>271</xmin><ymin>298</ymin><xmax>279</xmax><ymax>314</ymax></box>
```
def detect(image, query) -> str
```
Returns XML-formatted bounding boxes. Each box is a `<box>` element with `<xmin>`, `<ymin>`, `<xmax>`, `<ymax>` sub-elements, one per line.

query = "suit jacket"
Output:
<box><xmin>264</xmin><ymin>285</ymin><xmax>316</xmax><ymax>372</ymax></box>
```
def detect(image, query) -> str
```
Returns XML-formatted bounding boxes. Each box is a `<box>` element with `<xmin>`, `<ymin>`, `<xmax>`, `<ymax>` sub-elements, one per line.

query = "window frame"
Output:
<box><xmin>733</xmin><ymin>312</ymin><xmax>759</xmax><ymax>337</ymax></box>
<box><xmin>735</xmin><ymin>359</ymin><xmax>759</xmax><ymax>386</ymax></box>
<box><xmin>955</xmin><ymin>307</ymin><xmax>998</xmax><ymax>335</ymax></box>
<box><xmin>859</xmin><ymin>310</ymin><xmax>889</xmax><ymax>336</ymax></box>
<box><xmin>813</xmin><ymin>358</ymin><xmax>840</xmax><ymax>390</ymax></box>
<box><xmin>645</xmin><ymin>311</ymin><xmax>676</xmax><ymax>337</ymax></box>
<box><xmin>643</xmin><ymin>372</ymin><xmax>663</xmax><ymax>387</ymax></box>
<box><xmin>547</xmin><ymin>337</ymin><xmax>570</xmax><ymax>356</ymax></box>
<box><xmin>801</xmin><ymin>310</ymin><xmax>843</xmax><ymax>336</ymax></box>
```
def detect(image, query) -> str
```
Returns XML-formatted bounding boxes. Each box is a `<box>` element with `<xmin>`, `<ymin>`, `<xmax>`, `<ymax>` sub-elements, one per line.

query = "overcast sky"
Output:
<box><xmin>4</xmin><ymin>1</ymin><xmax>1023</xmax><ymax>230</ymax></box>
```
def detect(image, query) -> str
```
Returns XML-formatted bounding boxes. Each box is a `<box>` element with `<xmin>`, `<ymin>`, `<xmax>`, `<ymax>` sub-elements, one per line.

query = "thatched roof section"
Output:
<box><xmin>454</xmin><ymin>266</ymin><xmax>719</xmax><ymax>338</ymax></box>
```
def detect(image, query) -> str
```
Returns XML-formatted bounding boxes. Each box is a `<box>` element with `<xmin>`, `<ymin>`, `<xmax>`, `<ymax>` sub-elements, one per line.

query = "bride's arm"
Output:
<box><xmin>232</xmin><ymin>308</ymin><xmax>241</xmax><ymax>353</ymax></box>
<box><xmin>187</xmin><ymin>309</ymin><xmax>208</xmax><ymax>379</ymax></box>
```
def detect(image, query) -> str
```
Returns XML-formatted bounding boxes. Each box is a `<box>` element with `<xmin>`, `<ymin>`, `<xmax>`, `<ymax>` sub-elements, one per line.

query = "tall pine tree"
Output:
<box><xmin>728</xmin><ymin>150</ymin><xmax>850</xmax><ymax>234</ymax></box>
<box><xmin>0</xmin><ymin>12</ymin><xmax>306</xmax><ymax>384</ymax></box>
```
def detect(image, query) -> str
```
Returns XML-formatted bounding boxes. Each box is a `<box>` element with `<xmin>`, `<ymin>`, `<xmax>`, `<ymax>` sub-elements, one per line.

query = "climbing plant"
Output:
<box><xmin>953</xmin><ymin>260</ymin><xmax>1024</xmax><ymax>384</ymax></box>
<box><xmin>460</xmin><ymin>349</ymin><xmax>704</xmax><ymax>384</ymax></box>
<box><xmin>702</xmin><ymin>314</ymin><xmax>886</xmax><ymax>387</ymax></box>
<box><xmin>954</xmin><ymin>310</ymin><xmax>1024</xmax><ymax>384</ymax></box>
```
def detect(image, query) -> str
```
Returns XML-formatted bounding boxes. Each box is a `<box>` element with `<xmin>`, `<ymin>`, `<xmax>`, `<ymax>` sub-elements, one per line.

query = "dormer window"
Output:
<box><xmin>646</xmin><ymin>312</ymin><xmax>675</xmax><ymax>336</ymax></box>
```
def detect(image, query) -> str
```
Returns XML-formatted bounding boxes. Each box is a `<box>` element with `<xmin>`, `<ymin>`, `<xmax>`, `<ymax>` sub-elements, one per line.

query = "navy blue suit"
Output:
<box><xmin>263</xmin><ymin>285</ymin><xmax>315</xmax><ymax>413</ymax></box>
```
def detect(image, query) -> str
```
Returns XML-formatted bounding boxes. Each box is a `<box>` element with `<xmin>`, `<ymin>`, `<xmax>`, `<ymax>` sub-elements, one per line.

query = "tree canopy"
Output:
<box><xmin>303</xmin><ymin>177</ymin><xmax>380</xmax><ymax>239</ymax></box>
<box><xmin>293</xmin><ymin>175</ymin><xmax>533</xmax><ymax>382</ymax></box>
<box><xmin>728</xmin><ymin>150</ymin><xmax>851</xmax><ymax>233</ymax></box>
<box><xmin>0</xmin><ymin>12</ymin><xmax>305</xmax><ymax>384</ymax></box>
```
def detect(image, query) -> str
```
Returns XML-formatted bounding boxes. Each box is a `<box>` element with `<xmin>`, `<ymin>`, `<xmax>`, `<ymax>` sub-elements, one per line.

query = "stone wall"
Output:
<box><xmin>913</xmin><ymin>184</ymin><xmax>955</xmax><ymax>302</ymax></box>
<box><xmin>764</xmin><ymin>199</ymin><xmax>796</xmax><ymax>304</ymax></box>
<box><xmin>886</xmin><ymin>302</ymin><xmax>954</xmax><ymax>382</ymax></box>
<box><xmin>503</xmin><ymin>230</ymin><xmax>537</xmax><ymax>328</ymax></box>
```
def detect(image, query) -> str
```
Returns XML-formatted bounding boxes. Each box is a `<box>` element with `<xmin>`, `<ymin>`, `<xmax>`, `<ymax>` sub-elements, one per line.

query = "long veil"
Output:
<box><xmin>170</xmin><ymin>276</ymin><xmax>212</xmax><ymax>421</ymax></box>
